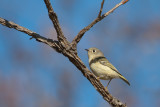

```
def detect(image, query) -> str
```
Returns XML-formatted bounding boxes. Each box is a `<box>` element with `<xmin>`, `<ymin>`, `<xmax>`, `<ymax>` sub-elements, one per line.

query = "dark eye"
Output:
<box><xmin>92</xmin><ymin>50</ymin><xmax>96</xmax><ymax>53</ymax></box>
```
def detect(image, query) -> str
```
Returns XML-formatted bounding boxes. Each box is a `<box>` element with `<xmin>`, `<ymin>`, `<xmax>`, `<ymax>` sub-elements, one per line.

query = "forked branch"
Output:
<box><xmin>71</xmin><ymin>0</ymin><xmax>129</xmax><ymax>50</ymax></box>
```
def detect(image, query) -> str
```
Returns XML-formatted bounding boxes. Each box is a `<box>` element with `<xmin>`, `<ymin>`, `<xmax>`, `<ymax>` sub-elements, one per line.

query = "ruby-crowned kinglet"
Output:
<box><xmin>85</xmin><ymin>47</ymin><xmax>130</xmax><ymax>88</ymax></box>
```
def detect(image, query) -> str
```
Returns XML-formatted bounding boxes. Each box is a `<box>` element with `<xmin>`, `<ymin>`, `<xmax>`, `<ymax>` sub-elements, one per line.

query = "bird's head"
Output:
<box><xmin>85</xmin><ymin>47</ymin><xmax>104</xmax><ymax>62</ymax></box>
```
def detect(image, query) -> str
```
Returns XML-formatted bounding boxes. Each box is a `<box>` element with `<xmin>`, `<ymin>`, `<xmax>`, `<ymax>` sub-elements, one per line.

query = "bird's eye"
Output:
<box><xmin>92</xmin><ymin>50</ymin><xmax>96</xmax><ymax>53</ymax></box>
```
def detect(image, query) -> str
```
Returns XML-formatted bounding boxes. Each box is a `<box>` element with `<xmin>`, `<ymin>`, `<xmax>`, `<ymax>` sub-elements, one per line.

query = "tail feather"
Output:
<box><xmin>119</xmin><ymin>75</ymin><xmax>130</xmax><ymax>86</ymax></box>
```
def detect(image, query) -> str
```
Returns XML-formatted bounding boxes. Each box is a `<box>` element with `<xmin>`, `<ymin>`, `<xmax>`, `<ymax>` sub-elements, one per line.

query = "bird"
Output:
<box><xmin>85</xmin><ymin>47</ymin><xmax>130</xmax><ymax>88</ymax></box>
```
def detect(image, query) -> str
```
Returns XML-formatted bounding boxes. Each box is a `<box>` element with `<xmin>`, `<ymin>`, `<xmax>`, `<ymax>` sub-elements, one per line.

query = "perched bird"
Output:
<box><xmin>85</xmin><ymin>47</ymin><xmax>130</xmax><ymax>88</ymax></box>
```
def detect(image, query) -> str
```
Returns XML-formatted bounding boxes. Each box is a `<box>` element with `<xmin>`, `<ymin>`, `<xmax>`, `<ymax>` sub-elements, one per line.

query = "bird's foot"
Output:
<box><xmin>96</xmin><ymin>77</ymin><xmax>100</xmax><ymax>81</ymax></box>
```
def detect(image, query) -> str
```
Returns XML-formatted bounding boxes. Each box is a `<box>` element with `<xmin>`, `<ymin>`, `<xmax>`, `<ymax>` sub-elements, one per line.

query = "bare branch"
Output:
<box><xmin>71</xmin><ymin>0</ymin><xmax>129</xmax><ymax>49</ymax></box>
<box><xmin>98</xmin><ymin>0</ymin><xmax>105</xmax><ymax>18</ymax></box>
<box><xmin>0</xmin><ymin>17</ymin><xmax>61</xmax><ymax>52</ymax></box>
<box><xmin>102</xmin><ymin>1</ymin><xmax>123</xmax><ymax>18</ymax></box>
<box><xmin>44</xmin><ymin>0</ymin><xmax>69</xmax><ymax>46</ymax></box>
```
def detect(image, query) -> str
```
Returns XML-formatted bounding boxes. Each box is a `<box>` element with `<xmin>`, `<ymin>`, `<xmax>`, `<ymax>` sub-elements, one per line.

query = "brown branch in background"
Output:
<box><xmin>98</xmin><ymin>0</ymin><xmax>105</xmax><ymax>18</ymax></box>
<box><xmin>0</xmin><ymin>17</ymin><xmax>61</xmax><ymax>52</ymax></box>
<box><xmin>0</xmin><ymin>0</ymin><xmax>129</xmax><ymax>106</ymax></box>
<box><xmin>71</xmin><ymin>0</ymin><xmax>129</xmax><ymax>50</ymax></box>
<box><xmin>44</xmin><ymin>0</ymin><xmax>69</xmax><ymax>46</ymax></box>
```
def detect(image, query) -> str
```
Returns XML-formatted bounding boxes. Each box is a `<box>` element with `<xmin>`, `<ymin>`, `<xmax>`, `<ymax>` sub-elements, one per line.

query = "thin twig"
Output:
<box><xmin>103</xmin><ymin>1</ymin><xmax>122</xmax><ymax>18</ymax></box>
<box><xmin>43</xmin><ymin>0</ymin><xmax>69</xmax><ymax>46</ymax></box>
<box><xmin>98</xmin><ymin>0</ymin><xmax>105</xmax><ymax>17</ymax></box>
<box><xmin>122</xmin><ymin>0</ymin><xmax>129</xmax><ymax>4</ymax></box>
<box><xmin>71</xmin><ymin>0</ymin><xmax>129</xmax><ymax>49</ymax></box>
<box><xmin>0</xmin><ymin>17</ymin><xmax>61</xmax><ymax>52</ymax></box>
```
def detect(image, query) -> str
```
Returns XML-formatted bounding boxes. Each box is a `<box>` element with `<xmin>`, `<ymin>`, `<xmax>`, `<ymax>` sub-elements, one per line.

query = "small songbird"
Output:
<box><xmin>85</xmin><ymin>47</ymin><xmax>130</xmax><ymax>88</ymax></box>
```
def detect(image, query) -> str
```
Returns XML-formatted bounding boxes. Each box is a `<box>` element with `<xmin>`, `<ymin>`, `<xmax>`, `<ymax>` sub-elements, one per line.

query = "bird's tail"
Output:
<box><xmin>119</xmin><ymin>75</ymin><xmax>130</xmax><ymax>86</ymax></box>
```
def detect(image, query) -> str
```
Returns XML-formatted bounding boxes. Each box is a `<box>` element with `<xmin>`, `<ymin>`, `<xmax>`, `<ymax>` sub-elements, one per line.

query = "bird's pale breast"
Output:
<box><xmin>90</xmin><ymin>62</ymin><xmax>119</xmax><ymax>80</ymax></box>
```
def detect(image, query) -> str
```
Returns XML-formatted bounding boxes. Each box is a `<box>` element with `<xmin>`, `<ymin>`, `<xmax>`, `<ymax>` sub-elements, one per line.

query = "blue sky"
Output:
<box><xmin>1</xmin><ymin>0</ymin><xmax>160</xmax><ymax>107</ymax></box>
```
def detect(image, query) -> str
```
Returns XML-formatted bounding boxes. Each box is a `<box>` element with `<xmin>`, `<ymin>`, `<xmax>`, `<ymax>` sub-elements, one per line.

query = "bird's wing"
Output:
<box><xmin>99</xmin><ymin>58</ymin><xmax>122</xmax><ymax>76</ymax></box>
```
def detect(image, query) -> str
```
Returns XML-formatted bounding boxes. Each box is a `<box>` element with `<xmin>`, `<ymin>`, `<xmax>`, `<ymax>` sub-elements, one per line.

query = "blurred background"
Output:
<box><xmin>0</xmin><ymin>0</ymin><xmax>160</xmax><ymax>107</ymax></box>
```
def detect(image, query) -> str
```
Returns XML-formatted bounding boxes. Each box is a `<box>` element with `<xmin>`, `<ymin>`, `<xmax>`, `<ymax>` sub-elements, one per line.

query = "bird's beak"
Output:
<box><xmin>85</xmin><ymin>49</ymin><xmax>89</xmax><ymax>51</ymax></box>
